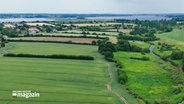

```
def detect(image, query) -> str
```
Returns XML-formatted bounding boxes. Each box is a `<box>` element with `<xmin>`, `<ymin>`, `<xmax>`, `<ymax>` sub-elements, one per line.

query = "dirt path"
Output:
<box><xmin>101</xmin><ymin>60</ymin><xmax>129</xmax><ymax>104</ymax></box>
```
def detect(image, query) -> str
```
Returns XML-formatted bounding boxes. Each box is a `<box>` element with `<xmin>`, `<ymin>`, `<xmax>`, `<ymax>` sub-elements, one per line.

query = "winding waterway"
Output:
<box><xmin>149</xmin><ymin>45</ymin><xmax>160</xmax><ymax>58</ymax></box>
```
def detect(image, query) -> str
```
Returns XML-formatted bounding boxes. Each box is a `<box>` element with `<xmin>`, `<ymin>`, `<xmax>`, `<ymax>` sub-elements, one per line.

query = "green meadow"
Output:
<box><xmin>114</xmin><ymin>52</ymin><xmax>184</xmax><ymax>103</ymax></box>
<box><xmin>4</xmin><ymin>42</ymin><xmax>98</xmax><ymax>56</ymax></box>
<box><xmin>156</xmin><ymin>29</ymin><xmax>184</xmax><ymax>48</ymax></box>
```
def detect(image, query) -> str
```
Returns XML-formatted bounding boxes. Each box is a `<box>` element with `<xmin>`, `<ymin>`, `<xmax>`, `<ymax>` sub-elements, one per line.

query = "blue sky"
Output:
<box><xmin>0</xmin><ymin>0</ymin><xmax>183</xmax><ymax>14</ymax></box>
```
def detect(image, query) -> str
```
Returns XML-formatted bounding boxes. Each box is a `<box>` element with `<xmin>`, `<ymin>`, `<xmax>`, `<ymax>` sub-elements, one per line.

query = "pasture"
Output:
<box><xmin>114</xmin><ymin>52</ymin><xmax>184</xmax><ymax>103</ymax></box>
<box><xmin>156</xmin><ymin>29</ymin><xmax>184</xmax><ymax>48</ymax></box>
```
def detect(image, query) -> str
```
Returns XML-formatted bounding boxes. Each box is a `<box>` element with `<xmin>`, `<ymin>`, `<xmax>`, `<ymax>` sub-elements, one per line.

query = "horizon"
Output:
<box><xmin>0</xmin><ymin>13</ymin><xmax>184</xmax><ymax>15</ymax></box>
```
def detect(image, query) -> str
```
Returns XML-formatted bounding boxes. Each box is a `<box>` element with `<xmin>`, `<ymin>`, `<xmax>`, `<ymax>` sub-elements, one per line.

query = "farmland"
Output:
<box><xmin>0</xmin><ymin>57</ymin><xmax>121</xmax><ymax>104</ymax></box>
<box><xmin>0</xmin><ymin>14</ymin><xmax>184</xmax><ymax>104</ymax></box>
<box><xmin>0</xmin><ymin>42</ymin><xmax>137</xmax><ymax>104</ymax></box>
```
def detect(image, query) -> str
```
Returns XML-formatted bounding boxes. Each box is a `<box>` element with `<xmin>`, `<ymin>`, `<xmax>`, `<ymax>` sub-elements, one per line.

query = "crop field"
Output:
<box><xmin>114</xmin><ymin>52</ymin><xmax>184</xmax><ymax>103</ymax></box>
<box><xmin>8</xmin><ymin>37</ymin><xmax>99</xmax><ymax>44</ymax></box>
<box><xmin>0</xmin><ymin>42</ymin><xmax>125</xmax><ymax>104</ymax></box>
<box><xmin>156</xmin><ymin>29</ymin><xmax>184</xmax><ymax>48</ymax></box>
<box><xmin>64</xmin><ymin>22</ymin><xmax>122</xmax><ymax>27</ymax></box>
<box><xmin>4</xmin><ymin>42</ymin><xmax>98</xmax><ymax>56</ymax></box>
<box><xmin>0</xmin><ymin>57</ymin><xmax>122</xmax><ymax>104</ymax></box>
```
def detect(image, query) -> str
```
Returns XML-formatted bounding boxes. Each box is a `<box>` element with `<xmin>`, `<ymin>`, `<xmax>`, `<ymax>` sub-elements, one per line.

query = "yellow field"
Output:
<box><xmin>26</xmin><ymin>22</ymin><xmax>54</xmax><ymax>26</ymax></box>
<box><xmin>64</xmin><ymin>22</ymin><xmax>122</xmax><ymax>27</ymax></box>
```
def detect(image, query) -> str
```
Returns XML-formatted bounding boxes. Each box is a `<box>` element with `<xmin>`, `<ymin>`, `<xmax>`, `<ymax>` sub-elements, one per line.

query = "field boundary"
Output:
<box><xmin>3</xmin><ymin>53</ymin><xmax>94</xmax><ymax>60</ymax></box>
<box><xmin>8</xmin><ymin>40</ymin><xmax>97</xmax><ymax>46</ymax></box>
<box><xmin>99</xmin><ymin>60</ymin><xmax>129</xmax><ymax>104</ymax></box>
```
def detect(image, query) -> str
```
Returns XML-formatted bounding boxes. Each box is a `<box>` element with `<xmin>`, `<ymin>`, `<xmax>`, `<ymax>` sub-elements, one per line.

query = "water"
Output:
<box><xmin>0</xmin><ymin>18</ymin><xmax>55</xmax><ymax>23</ymax></box>
<box><xmin>149</xmin><ymin>45</ymin><xmax>160</xmax><ymax>58</ymax></box>
<box><xmin>86</xmin><ymin>16</ymin><xmax>171</xmax><ymax>21</ymax></box>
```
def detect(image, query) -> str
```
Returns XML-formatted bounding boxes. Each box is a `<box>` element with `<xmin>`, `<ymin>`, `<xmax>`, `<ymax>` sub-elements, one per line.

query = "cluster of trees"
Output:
<box><xmin>170</xmin><ymin>51</ymin><xmax>184</xmax><ymax>70</ymax></box>
<box><xmin>116</xmin><ymin>39</ymin><xmax>149</xmax><ymax>53</ymax></box>
<box><xmin>133</xmin><ymin>19</ymin><xmax>175</xmax><ymax>33</ymax></box>
<box><xmin>98</xmin><ymin>40</ymin><xmax>116</xmax><ymax>61</ymax></box>
<box><xmin>171</xmin><ymin>51</ymin><xmax>183</xmax><ymax>60</ymax></box>
<box><xmin>159</xmin><ymin>43</ymin><xmax>174</xmax><ymax>51</ymax></box>
<box><xmin>118</xmin><ymin>33</ymin><xmax>158</xmax><ymax>42</ymax></box>
<box><xmin>98</xmin><ymin>38</ymin><xmax>150</xmax><ymax>60</ymax></box>
<box><xmin>4</xmin><ymin>53</ymin><xmax>94</xmax><ymax>60</ymax></box>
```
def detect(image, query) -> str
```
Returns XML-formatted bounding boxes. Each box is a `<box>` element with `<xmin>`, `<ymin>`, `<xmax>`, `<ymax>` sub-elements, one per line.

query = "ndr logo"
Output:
<box><xmin>12</xmin><ymin>90</ymin><xmax>40</xmax><ymax>98</ymax></box>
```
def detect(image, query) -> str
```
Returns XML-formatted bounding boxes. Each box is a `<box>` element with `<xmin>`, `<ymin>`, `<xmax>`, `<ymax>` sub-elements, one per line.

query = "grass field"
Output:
<box><xmin>114</xmin><ymin>52</ymin><xmax>184</xmax><ymax>103</ymax></box>
<box><xmin>4</xmin><ymin>42</ymin><xmax>98</xmax><ymax>56</ymax></box>
<box><xmin>129</xmin><ymin>41</ymin><xmax>150</xmax><ymax>49</ymax></box>
<box><xmin>0</xmin><ymin>57</ymin><xmax>122</xmax><ymax>104</ymax></box>
<box><xmin>0</xmin><ymin>42</ymin><xmax>138</xmax><ymax>104</ymax></box>
<box><xmin>156</xmin><ymin>29</ymin><xmax>184</xmax><ymax>48</ymax></box>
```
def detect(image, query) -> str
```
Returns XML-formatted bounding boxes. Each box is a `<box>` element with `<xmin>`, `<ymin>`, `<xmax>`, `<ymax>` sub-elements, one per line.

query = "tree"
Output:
<box><xmin>114</xmin><ymin>24</ymin><xmax>121</xmax><ymax>32</ymax></box>
<box><xmin>45</xmin><ymin>27</ymin><xmax>52</xmax><ymax>33</ymax></box>
<box><xmin>91</xmin><ymin>40</ymin><xmax>97</xmax><ymax>45</ymax></box>
<box><xmin>116</xmin><ymin>40</ymin><xmax>131</xmax><ymax>51</ymax></box>
<box><xmin>104</xmin><ymin>51</ymin><xmax>114</xmax><ymax>59</ymax></box>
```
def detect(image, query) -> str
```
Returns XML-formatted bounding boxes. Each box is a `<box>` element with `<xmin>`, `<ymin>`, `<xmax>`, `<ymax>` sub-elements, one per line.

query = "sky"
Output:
<box><xmin>0</xmin><ymin>0</ymin><xmax>184</xmax><ymax>14</ymax></box>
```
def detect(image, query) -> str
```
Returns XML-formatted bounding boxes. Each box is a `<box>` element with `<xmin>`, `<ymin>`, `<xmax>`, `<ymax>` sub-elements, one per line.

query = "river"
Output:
<box><xmin>149</xmin><ymin>45</ymin><xmax>160</xmax><ymax>58</ymax></box>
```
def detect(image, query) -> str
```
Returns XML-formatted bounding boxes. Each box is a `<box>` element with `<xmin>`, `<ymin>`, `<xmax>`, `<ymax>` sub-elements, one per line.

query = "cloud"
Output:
<box><xmin>0</xmin><ymin>0</ymin><xmax>183</xmax><ymax>13</ymax></box>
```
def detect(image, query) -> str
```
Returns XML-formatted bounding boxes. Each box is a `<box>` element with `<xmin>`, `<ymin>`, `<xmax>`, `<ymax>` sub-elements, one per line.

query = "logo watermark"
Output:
<box><xmin>12</xmin><ymin>90</ymin><xmax>40</xmax><ymax>98</ymax></box>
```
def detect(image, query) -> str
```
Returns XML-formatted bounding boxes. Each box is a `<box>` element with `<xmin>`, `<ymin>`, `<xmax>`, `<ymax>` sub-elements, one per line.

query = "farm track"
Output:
<box><xmin>99</xmin><ymin>60</ymin><xmax>129</xmax><ymax>104</ymax></box>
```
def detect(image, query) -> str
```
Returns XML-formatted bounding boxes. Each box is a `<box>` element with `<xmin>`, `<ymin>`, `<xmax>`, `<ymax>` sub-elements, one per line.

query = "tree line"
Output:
<box><xmin>4</xmin><ymin>53</ymin><xmax>94</xmax><ymax>60</ymax></box>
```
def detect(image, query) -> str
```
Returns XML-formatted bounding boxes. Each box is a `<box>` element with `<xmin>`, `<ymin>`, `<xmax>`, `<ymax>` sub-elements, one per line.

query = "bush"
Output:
<box><xmin>171</xmin><ymin>51</ymin><xmax>183</xmax><ymax>60</ymax></box>
<box><xmin>1</xmin><ymin>42</ymin><xmax>5</xmax><ymax>47</ymax></box>
<box><xmin>116</xmin><ymin>61</ymin><xmax>123</xmax><ymax>68</ymax></box>
<box><xmin>91</xmin><ymin>40</ymin><xmax>97</xmax><ymax>45</ymax></box>
<box><xmin>4</xmin><ymin>53</ymin><xmax>94</xmax><ymax>60</ymax></box>
<box><xmin>117</xmin><ymin>69</ymin><xmax>128</xmax><ymax>84</ymax></box>
<box><xmin>104</xmin><ymin>51</ymin><xmax>114</xmax><ymax>59</ymax></box>
<box><xmin>154</xmin><ymin>99</ymin><xmax>170</xmax><ymax>104</ymax></box>
<box><xmin>131</xmin><ymin>45</ymin><xmax>142</xmax><ymax>52</ymax></box>
<box><xmin>142</xmin><ymin>48</ymin><xmax>150</xmax><ymax>53</ymax></box>
<box><xmin>130</xmin><ymin>56</ymin><xmax>150</xmax><ymax>61</ymax></box>
<box><xmin>172</xmin><ymin>85</ymin><xmax>182</xmax><ymax>94</ymax></box>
